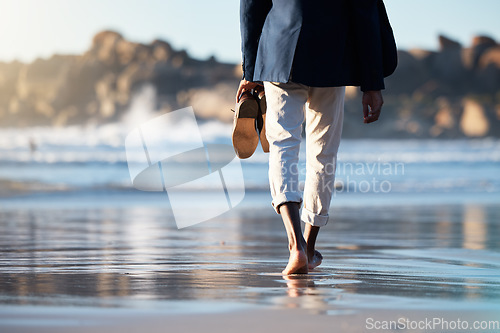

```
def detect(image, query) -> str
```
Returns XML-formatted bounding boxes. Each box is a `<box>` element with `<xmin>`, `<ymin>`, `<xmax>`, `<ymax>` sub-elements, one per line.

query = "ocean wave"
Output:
<box><xmin>0</xmin><ymin>125</ymin><xmax>499</xmax><ymax>164</ymax></box>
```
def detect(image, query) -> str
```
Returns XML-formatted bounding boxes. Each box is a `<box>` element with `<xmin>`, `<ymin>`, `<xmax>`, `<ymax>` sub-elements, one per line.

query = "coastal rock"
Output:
<box><xmin>460</xmin><ymin>99</ymin><xmax>490</xmax><ymax>137</ymax></box>
<box><xmin>177</xmin><ymin>83</ymin><xmax>235</xmax><ymax>122</ymax></box>
<box><xmin>90</xmin><ymin>31</ymin><xmax>124</xmax><ymax>65</ymax></box>
<box><xmin>462</xmin><ymin>35</ymin><xmax>497</xmax><ymax>70</ymax></box>
<box><xmin>432</xmin><ymin>36</ymin><xmax>468</xmax><ymax>93</ymax></box>
<box><xmin>472</xmin><ymin>36</ymin><xmax>496</xmax><ymax>48</ymax></box>
<box><xmin>479</xmin><ymin>46</ymin><xmax>500</xmax><ymax>69</ymax></box>
<box><xmin>385</xmin><ymin>50</ymin><xmax>429</xmax><ymax>94</ymax></box>
<box><xmin>439</xmin><ymin>35</ymin><xmax>462</xmax><ymax>51</ymax></box>
<box><xmin>435</xmin><ymin>98</ymin><xmax>455</xmax><ymax>129</ymax></box>
<box><xmin>429</xmin><ymin>98</ymin><xmax>460</xmax><ymax>137</ymax></box>
<box><xmin>0</xmin><ymin>31</ymin><xmax>499</xmax><ymax>139</ymax></box>
<box><xmin>474</xmin><ymin>46</ymin><xmax>500</xmax><ymax>93</ymax></box>
<box><xmin>151</xmin><ymin>40</ymin><xmax>173</xmax><ymax>63</ymax></box>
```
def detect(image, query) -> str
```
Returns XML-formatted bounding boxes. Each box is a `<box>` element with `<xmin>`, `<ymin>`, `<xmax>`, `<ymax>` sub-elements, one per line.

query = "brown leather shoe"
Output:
<box><xmin>232</xmin><ymin>91</ymin><xmax>259</xmax><ymax>159</ymax></box>
<box><xmin>254</xmin><ymin>86</ymin><xmax>269</xmax><ymax>153</ymax></box>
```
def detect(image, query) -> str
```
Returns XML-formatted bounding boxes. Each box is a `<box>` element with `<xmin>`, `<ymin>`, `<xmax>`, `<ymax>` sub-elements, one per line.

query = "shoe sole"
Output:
<box><xmin>232</xmin><ymin>99</ymin><xmax>259</xmax><ymax>159</ymax></box>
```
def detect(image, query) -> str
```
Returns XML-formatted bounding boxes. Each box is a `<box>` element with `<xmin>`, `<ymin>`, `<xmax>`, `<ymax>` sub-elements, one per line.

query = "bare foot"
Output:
<box><xmin>308</xmin><ymin>250</ymin><xmax>323</xmax><ymax>270</ymax></box>
<box><xmin>282</xmin><ymin>249</ymin><xmax>308</xmax><ymax>275</ymax></box>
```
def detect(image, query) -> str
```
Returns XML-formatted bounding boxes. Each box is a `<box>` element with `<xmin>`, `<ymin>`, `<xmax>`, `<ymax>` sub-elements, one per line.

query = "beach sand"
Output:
<box><xmin>1</xmin><ymin>195</ymin><xmax>499</xmax><ymax>332</ymax></box>
<box><xmin>1</xmin><ymin>306</ymin><xmax>499</xmax><ymax>333</ymax></box>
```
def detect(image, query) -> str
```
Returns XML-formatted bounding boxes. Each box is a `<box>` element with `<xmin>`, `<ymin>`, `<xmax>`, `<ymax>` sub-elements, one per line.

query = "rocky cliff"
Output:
<box><xmin>0</xmin><ymin>31</ymin><xmax>499</xmax><ymax>138</ymax></box>
<box><xmin>343</xmin><ymin>35</ymin><xmax>500</xmax><ymax>138</ymax></box>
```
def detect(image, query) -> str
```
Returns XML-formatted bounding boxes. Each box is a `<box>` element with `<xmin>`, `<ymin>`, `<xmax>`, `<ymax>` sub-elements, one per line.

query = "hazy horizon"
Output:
<box><xmin>0</xmin><ymin>0</ymin><xmax>499</xmax><ymax>63</ymax></box>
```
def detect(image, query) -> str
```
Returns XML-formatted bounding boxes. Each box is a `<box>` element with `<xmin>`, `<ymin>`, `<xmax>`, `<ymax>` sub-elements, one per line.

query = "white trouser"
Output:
<box><xmin>264</xmin><ymin>81</ymin><xmax>345</xmax><ymax>227</ymax></box>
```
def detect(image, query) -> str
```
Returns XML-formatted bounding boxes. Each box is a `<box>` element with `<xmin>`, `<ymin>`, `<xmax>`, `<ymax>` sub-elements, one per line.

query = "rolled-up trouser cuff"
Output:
<box><xmin>272</xmin><ymin>192</ymin><xmax>302</xmax><ymax>214</ymax></box>
<box><xmin>301</xmin><ymin>207</ymin><xmax>329</xmax><ymax>227</ymax></box>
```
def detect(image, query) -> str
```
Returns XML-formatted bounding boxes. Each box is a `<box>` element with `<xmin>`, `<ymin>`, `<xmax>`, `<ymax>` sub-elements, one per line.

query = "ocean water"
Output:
<box><xmin>0</xmin><ymin>122</ymin><xmax>499</xmax><ymax>204</ymax></box>
<box><xmin>0</xmin><ymin>122</ymin><xmax>500</xmax><ymax>329</ymax></box>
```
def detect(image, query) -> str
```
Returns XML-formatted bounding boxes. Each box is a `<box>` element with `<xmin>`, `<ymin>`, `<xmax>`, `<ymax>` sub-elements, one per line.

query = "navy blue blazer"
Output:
<box><xmin>240</xmin><ymin>0</ymin><xmax>397</xmax><ymax>91</ymax></box>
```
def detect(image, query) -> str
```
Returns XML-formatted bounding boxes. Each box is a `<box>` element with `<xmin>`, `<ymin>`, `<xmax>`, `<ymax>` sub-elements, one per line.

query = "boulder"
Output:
<box><xmin>431</xmin><ymin>35</ymin><xmax>469</xmax><ymax>93</ymax></box>
<box><xmin>89</xmin><ymin>30</ymin><xmax>124</xmax><ymax>65</ymax></box>
<box><xmin>462</xmin><ymin>35</ymin><xmax>497</xmax><ymax>69</ymax></box>
<box><xmin>0</xmin><ymin>30</ymin><xmax>499</xmax><ymax>138</ymax></box>
<box><xmin>439</xmin><ymin>35</ymin><xmax>462</xmax><ymax>51</ymax></box>
<box><xmin>472</xmin><ymin>36</ymin><xmax>496</xmax><ymax>48</ymax></box>
<box><xmin>475</xmin><ymin>46</ymin><xmax>500</xmax><ymax>92</ymax></box>
<box><xmin>479</xmin><ymin>46</ymin><xmax>500</xmax><ymax>69</ymax></box>
<box><xmin>460</xmin><ymin>99</ymin><xmax>490</xmax><ymax>137</ymax></box>
<box><xmin>384</xmin><ymin>50</ymin><xmax>429</xmax><ymax>94</ymax></box>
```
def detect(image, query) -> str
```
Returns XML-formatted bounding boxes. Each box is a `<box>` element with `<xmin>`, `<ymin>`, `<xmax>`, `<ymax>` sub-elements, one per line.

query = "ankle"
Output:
<box><xmin>289</xmin><ymin>240</ymin><xmax>307</xmax><ymax>252</ymax></box>
<box><xmin>306</xmin><ymin>242</ymin><xmax>315</xmax><ymax>252</ymax></box>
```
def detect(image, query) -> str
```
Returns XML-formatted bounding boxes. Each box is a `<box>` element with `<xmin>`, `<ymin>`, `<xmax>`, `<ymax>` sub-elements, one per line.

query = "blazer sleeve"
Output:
<box><xmin>378</xmin><ymin>0</ymin><xmax>398</xmax><ymax>77</ymax></box>
<box><xmin>351</xmin><ymin>0</ymin><xmax>386</xmax><ymax>92</ymax></box>
<box><xmin>240</xmin><ymin>0</ymin><xmax>272</xmax><ymax>81</ymax></box>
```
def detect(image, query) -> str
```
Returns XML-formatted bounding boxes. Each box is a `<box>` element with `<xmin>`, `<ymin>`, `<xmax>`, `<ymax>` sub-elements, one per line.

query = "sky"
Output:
<box><xmin>0</xmin><ymin>0</ymin><xmax>499</xmax><ymax>64</ymax></box>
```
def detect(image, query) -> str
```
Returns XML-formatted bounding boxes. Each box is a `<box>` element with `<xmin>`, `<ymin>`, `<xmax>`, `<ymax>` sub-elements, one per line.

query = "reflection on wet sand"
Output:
<box><xmin>463</xmin><ymin>204</ymin><xmax>487</xmax><ymax>250</ymax></box>
<box><xmin>0</xmin><ymin>203</ymin><xmax>499</xmax><ymax>314</ymax></box>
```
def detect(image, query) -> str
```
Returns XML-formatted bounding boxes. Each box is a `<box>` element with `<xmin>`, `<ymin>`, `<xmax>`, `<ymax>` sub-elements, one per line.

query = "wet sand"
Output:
<box><xmin>1</xmin><ymin>306</ymin><xmax>499</xmax><ymax>333</ymax></box>
<box><xmin>1</xmin><ymin>196</ymin><xmax>499</xmax><ymax>332</ymax></box>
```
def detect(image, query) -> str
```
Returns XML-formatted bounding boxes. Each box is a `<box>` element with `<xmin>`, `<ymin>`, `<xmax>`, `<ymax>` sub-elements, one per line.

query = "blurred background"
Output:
<box><xmin>0</xmin><ymin>0</ymin><xmax>499</xmax><ymax>206</ymax></box>
<box><xmin>0</xmin><ymin>0</ymin><xmax>500</xmax><ymax>200</ymax></box>
<box><xmin>0</xmin><ymin>0</ymin><xmax>500</xmax><ymax>319</ymax></box>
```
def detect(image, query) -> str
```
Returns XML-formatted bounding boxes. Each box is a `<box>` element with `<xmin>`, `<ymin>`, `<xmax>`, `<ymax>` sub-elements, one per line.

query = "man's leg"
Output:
<box><xmin>264</xmin><ymin>81</ymin><xmax>309</xmax><ymax>275</ymax></box>
<box><xmin>279</xmin><ymin>203</ymin><xmax>307</xmax><ymax>275</ymax></box>
<box><xmin>302</xmin><ymin>86</ymin><xmax>345</xmax><ymax>269</ymax></box>
<box><xmin>303</xmin><ymin>224</ymin><xmax>322</xmax><ymax>269</ymax></box>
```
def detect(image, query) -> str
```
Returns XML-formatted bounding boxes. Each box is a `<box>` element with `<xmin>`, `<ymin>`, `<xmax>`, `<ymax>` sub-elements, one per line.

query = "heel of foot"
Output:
<box><xmin>282</xmin><ymin>250</ymin><xmax>308</xmax><ymax>275</ymax></box>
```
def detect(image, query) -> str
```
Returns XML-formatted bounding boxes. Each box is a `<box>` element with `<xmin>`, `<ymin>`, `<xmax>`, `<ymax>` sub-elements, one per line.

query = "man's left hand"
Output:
<box><xmin>362</xmin><ymin>90</ymin><xmax>383</xmax><ymax>124</ymax></box>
